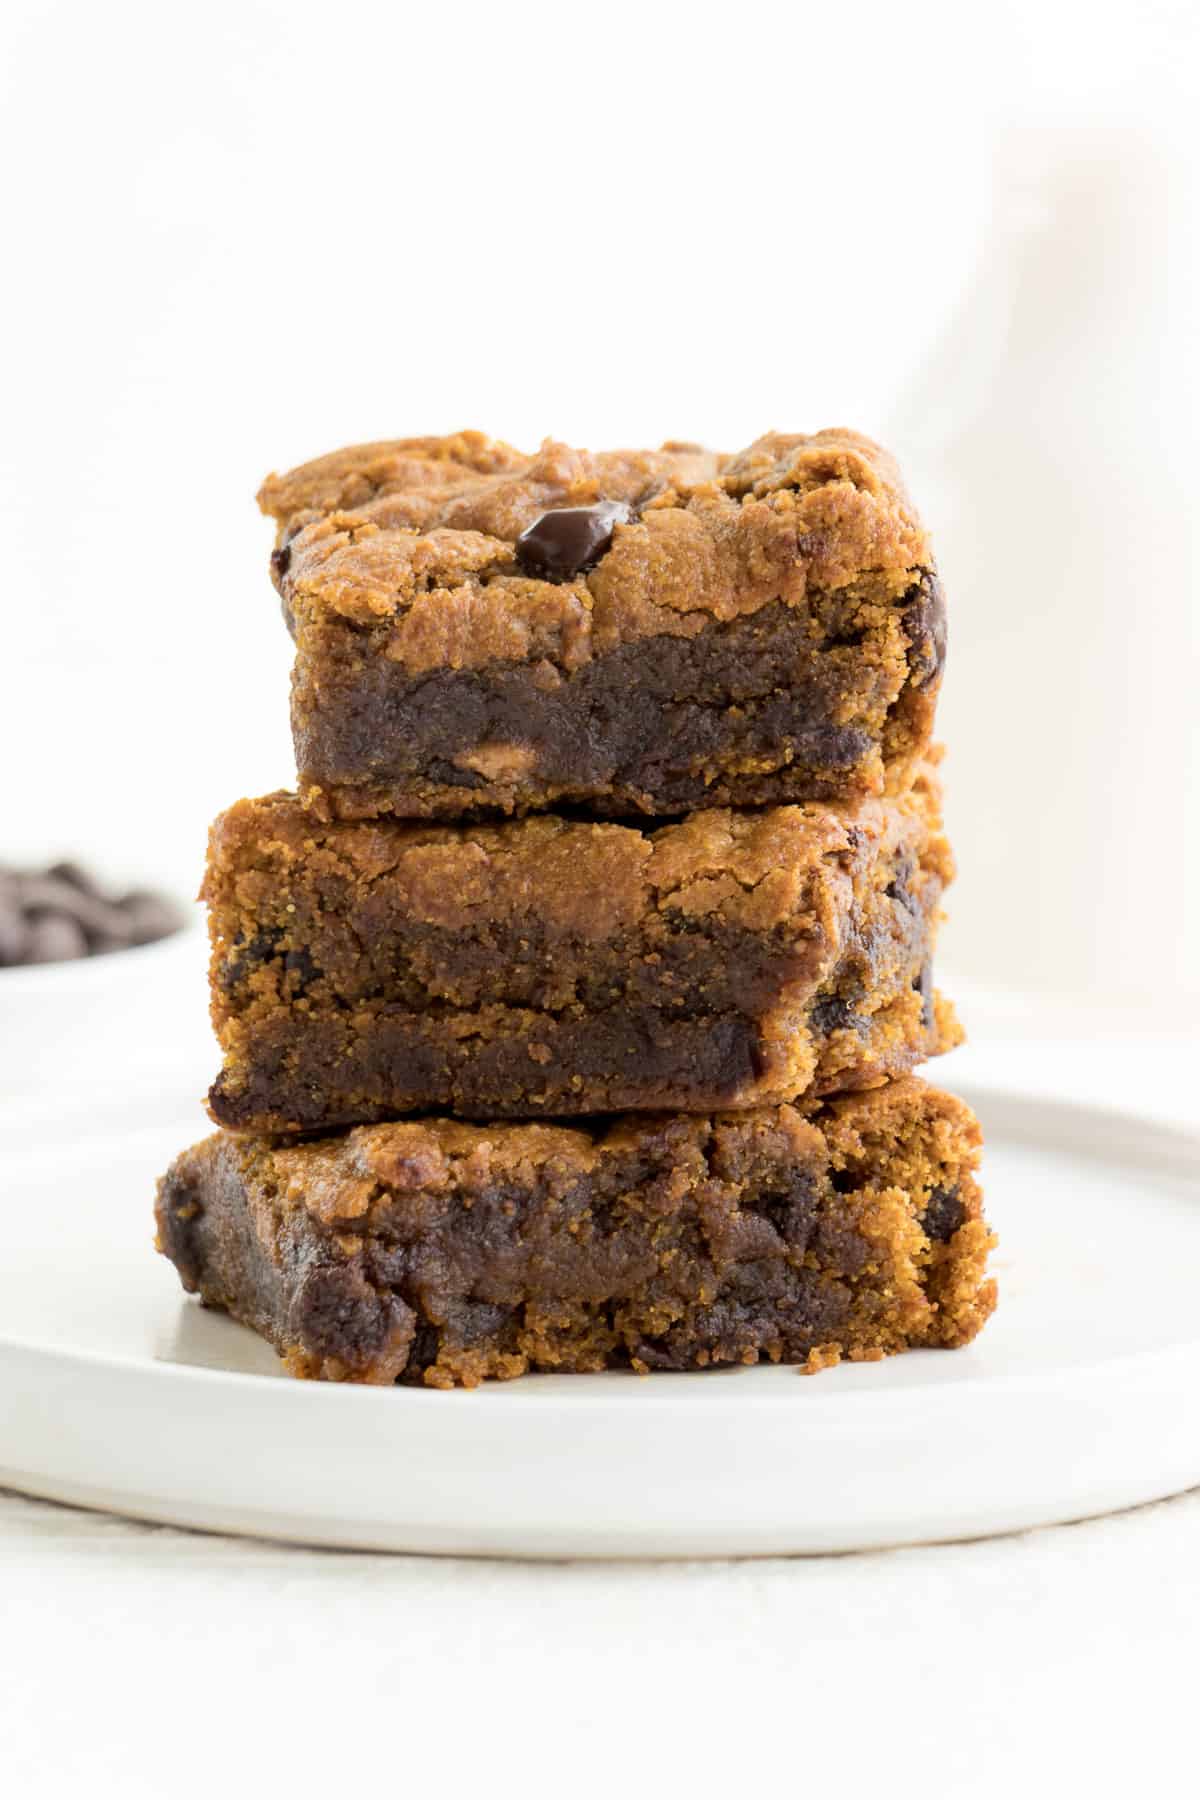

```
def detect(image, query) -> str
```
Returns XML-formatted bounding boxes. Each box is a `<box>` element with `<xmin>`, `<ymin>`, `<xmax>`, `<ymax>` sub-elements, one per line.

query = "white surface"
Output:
<box><xmin>2</xmin><ymin>1083</ymin><xmax>1198</xmax><ymax>1558</ymax></box>
<box><xmin>3</xmin><ymin>1479</ymin><xmax>1197</xmax><ymax>1800</ymax></box>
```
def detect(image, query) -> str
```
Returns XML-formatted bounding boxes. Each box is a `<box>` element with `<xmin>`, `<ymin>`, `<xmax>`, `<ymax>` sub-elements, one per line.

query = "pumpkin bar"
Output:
<box><xmin>259</xmin><ymin>429</ymin><xmax>944</xmax><ymax>821</ymax></box>
<box><xmin>156</xmin><ymin>1079</ymin><xmax>994</xmax><ymax>1388</ymax></box>
<box><xmin>204</xmin><ymin>770</ymin><xmax>958</xmax><ymax>1134</ymax></box>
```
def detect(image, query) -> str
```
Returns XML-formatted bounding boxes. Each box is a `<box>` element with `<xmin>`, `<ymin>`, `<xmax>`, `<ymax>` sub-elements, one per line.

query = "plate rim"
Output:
<box><xmin>1</xmin><ymin>1081</ymin><xmax>1197</xmax><ymax>1408</ymax></box>
<box><xmin>4</xmin><ymin>1080</ymin><xmax>1200</xmax><ymax>1555</ymax></box>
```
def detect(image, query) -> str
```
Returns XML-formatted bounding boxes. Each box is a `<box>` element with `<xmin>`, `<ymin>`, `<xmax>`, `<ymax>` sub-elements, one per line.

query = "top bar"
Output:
<box><xmin>259</xmin><ymin>429</ymin><xmax>943</xmax><ymax>820</ymax></box>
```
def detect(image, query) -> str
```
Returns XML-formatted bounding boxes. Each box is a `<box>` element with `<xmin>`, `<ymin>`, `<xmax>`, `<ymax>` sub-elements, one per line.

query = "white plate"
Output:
<box><xmin>1</xmin><ymin>1085</ymin><xmax>1198</xmax><ymax>1558</ymax></box>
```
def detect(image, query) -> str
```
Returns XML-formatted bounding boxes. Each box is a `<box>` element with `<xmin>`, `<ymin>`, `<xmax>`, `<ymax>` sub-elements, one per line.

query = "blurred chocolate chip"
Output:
<box><xmin>515</xmin><ymin>500</ymin><xmax>631</xmax><ymax>582</ymax></box>
<box><xmin>0</xmin><ymin>858</ymin><xmax>182</xmax><ymax>967</ymax></box>
<box><xmin>0</xmin><ymin>904</ymin><xmax>27</xmax><ymax>966</ymax></box>
<box><xmin>20</xmin><ymin>876</ymin><xmax>135</xmax><ymax>950</ymax></box>
<box><xmin>271</xmin><ymin>542</ymin><xmax>292</xmax><ymax>582</ymax></box>
<box><xmin>18</xmin><ymin>875</ymin><xmax>87</xmax><ymax>911</ymax></box>
<box><xmin>24</xmin><ymin>912</ymin><xmax>88</xmax><ymax>963</ymax></box>
<box><xmin>118</xmin><ymin>891</ymin><xmax>185</xmax><ymax>945</ymax></box>
<box><xmin>45</xmin><ymin>860</ymin><xmax>104</xmax><ymax>898</ymax></box>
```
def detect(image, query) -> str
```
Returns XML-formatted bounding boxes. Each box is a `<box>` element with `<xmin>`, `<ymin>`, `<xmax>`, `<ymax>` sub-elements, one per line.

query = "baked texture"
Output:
<box><xmin>204</xmin><ymin>770</ymin><xmax>958</xmax><ymax>1134</ymax></box>
<box><xmin>258</xmin><ymin>429</ymin><xmax>944</xmax><ymax>819</ymax></box>
<box><xmin>156</xmin><ymin>1080</ymin><xmax>995</xmax><ymax>1388</ymax></box>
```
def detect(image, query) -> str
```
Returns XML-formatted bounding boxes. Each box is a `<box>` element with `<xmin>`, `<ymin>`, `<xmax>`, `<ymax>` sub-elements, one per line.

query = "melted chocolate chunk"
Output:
<box><xmin>220</xmin><ymin>926</ymin><xmax>283</xmax><ymax>990</ymax></box>
<box><xmin>283</xmin><ymin>945</ymin><xmax>321</xmax><ymax>993</ymax></box>
<box><xmin>756</xmin><ymin>1175</ymin><xmax>820</xmax><ymax>1252</ymax></box>
<box><xmin>902</xmin><ymin>570</ymin><xmax>947</xmax><ymax>692</ymax></box>
<box><xmin>287</xmin><ymin>1261</ymin><xmax>414</xmax><ymax>1365</ymax></box>
<box><xmin>920</xmin><ymin>1184</ymin><xmax>964</xmax><ymax>1242</ymax></box>
<box><xmin>811</xmin><ymin>995</ymin><xmax>857</xmax><ymax>1035</ymax></box>
<box><xmin>515</xmin><ymin>500</ymin><xmax>632</xmax><ymax>582</ymax></box>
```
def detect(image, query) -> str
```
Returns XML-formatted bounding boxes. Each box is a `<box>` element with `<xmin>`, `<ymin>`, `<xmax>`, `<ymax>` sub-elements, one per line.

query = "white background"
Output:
<box><xmin>2</xmin><ymin>3</ymin><xmax>1198</xmax><ymax>1795</ymax></box>
<box><xmin>3</xmin><ymin>0</ymin><xmax>1198</xmax><ymax>1006</ymax></box>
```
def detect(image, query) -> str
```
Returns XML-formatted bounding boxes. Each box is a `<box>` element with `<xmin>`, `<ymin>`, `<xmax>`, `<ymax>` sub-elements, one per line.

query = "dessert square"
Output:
<box><xmin>259</xmin><ymin>429</ymin><xmax>944</xmax><ymax>820</ymax></box>
<box><xmin>204</xmin><ymin>770</ymin><xmax>958</xmax><ymax>1134</ymax></box>
<box><xmin>157</xmin><ymin>1079</ymin><xmax>995</xmax><ymax>1388</ymax></box>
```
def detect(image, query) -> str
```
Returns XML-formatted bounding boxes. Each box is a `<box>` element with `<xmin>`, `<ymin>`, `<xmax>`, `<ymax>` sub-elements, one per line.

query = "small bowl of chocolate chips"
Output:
<box><xmin>0</xmin><ymin>861</ymin><xmax>185</xmax><ymax>969</ymax></box>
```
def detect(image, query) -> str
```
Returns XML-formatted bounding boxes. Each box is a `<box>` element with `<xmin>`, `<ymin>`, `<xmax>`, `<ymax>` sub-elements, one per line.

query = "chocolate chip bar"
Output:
<box><xmin>204</xmin><ymin>769</ymin><xmax>958</xmax><ymax>1134</ymax></box>
<box><xmin>259</xmin><ymin>429</ymin><xmax>944</xmax><ymax>820</ymax></box>
<box><xmin>157</xmin><ymin>1078</ymin><xmax>995</xmax><ymax>1388</ymax></box>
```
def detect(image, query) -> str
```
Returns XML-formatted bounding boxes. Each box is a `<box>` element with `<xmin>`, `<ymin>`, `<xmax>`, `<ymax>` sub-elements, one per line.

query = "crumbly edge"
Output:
<box><xmin>258</xmin><ymin>428</ymin><xmax>914</xmax><ymax>545</ymax></box>
<box><xmin>258</xmin><ymin>433</ymin><xmax>718</xmax><ymax>533</ymax></box>
<box><xmin>155</xmin><ymin>1080</ymin><xmax>995</xmax><ymax>1388</ymax></box>
<box><xmin>201</xmin><ymin>779</ymin><xmax>953</xmax><ymax>1129</ymax></box>
<box><xmin>268</xmin><ymin>430</ymin><xmax>929</xmax><ymax>672</ymax></box>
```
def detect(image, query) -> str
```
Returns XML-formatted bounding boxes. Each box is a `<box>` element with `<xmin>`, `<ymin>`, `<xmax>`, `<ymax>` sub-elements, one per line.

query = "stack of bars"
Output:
<box><xmin>156</xmin><ymin>430</ymin><xmax>997</xmax><ymax>1388</ymax></box>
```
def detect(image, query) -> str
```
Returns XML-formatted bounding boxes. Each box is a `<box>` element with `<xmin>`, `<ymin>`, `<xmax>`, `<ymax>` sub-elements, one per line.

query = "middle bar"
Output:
<box><xmin>205</xmin><ymin>769</ymin><xmax>958</xmax><ymax>1134</ymax></box>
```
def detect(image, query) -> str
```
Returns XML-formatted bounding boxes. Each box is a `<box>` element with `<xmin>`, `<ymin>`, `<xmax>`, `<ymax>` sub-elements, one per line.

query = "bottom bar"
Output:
<box><xmin>155</xmin><ymin>1079</ymin><xmax>995</xmax><ymax>1388</ymax></box>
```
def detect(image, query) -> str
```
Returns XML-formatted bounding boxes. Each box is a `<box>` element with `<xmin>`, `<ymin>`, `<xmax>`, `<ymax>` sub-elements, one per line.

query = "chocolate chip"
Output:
<box><xmin>902</xmin><ymin>570</ymin><xmax>947</xmax><ymax>691</ymax></box>
<box><xmin>757</xmin><ymin>1176</ymin><xmax>819</xmax><ymax>1252</ymax></box>
<box><xmin>20</xmin><ymin>876</ymin><xmax>134</xmax><ymax>949</ymax></box>
<box><xmin>811</xmin><ymin>995</ymin><xmax>856</xmax><ymax>1035</ymax></box>
<box><xmin>271</xmin><ymin>542</ymin><xmax>292</xmax><ymax>582</ymax></box>
<box><xmin>221</xmin><ymin>926</ymin><xmax>283</xmax><ymax>990</ymax></box>
<box><xmin>119</xmin><ymin>891</ymin><xmax>186</xmax><ymax>946</ymax></box>
<box><xmin>284</xmin><ymin>945</ymin><xmax>320</xmax><ymax>991</ymax></box>
<box><xmin>0</xmin><ymin>905</ymin><xmax>27</xmax><ymax>966</ymax></box>
<box><xmin>886</xmin><ymin>850</ymin><xmax>916</xmax><ymax>910</ymax></box>
<box><xmin>920</xmin><ymin>1184</ymin><xmax>964</xmax><ymax>1242</ymax></box>
<box><xmin>46</xmin><ymin>860</ymin><xmax>104</xmax><ymax>898</ymax></box>
<box><xmin>406</xmin><ymin>1319</ymin><xmax>441</xmax><ymax>1373</ymax></box>
<box><xmin>441</xmin><ymin>1296</ymin><xmax>512</xmax><ymax>1349</ymax></box>
<box><xmin>16</xmin><ymin>874</ymin><xmax>89</xmax><ymax>913</ymax></box>
<box><xmin>24</xmin><ymin>912</ymin><xmax>88</xmax><ymax>962</ymax></box>
<box><xmin>515</xmin><ymin>500</ymin><xmax>632</xmax><ymax>582</ymax></box>
<box><xmin>288</xmin><ymin>1262</ymin><xmax>415</xmax><ymax>1365</ymax></box>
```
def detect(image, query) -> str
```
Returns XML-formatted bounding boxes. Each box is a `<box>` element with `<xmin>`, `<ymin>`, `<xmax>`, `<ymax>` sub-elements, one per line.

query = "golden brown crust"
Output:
<box><xmin>272</xmin><ymin>428</ymin><xmax>926</xmax><ymax>659</ymax></box>
<box><xmin>259</xmin><ymin>433</ymin><xmax>722</xmax><ymax>542</ymax></box>
<box><xmin>205</xmin><ymin>783</ymin><xmax>869</xmax><ymax>939</ymax></box>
